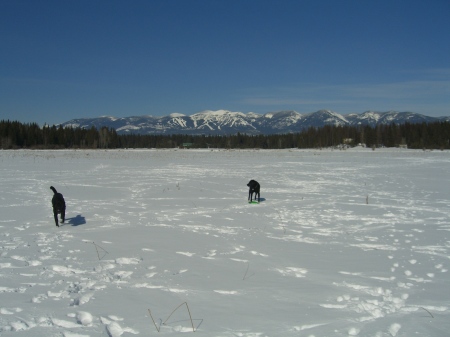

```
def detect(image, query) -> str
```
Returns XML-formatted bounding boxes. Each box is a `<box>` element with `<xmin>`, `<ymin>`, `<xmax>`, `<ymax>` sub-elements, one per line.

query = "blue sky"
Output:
<box><xmin>1</xmin><ymin>0</ymin><xmax>450</xmax><ymax>125</ymax></box>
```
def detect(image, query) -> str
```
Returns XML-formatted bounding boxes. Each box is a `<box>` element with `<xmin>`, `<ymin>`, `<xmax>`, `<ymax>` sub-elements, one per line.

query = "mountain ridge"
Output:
<box><xmin>60</xmin><ymin>110</ymin><xmax>447</xmax><ymax>135</ymax></box>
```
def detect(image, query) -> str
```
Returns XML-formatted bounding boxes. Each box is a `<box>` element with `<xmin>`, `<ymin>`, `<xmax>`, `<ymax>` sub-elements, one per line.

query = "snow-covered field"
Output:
<box><xmin>1</xmin><ymin>148</ymin><xmax>449</xmax><ymax>337</ymax></box>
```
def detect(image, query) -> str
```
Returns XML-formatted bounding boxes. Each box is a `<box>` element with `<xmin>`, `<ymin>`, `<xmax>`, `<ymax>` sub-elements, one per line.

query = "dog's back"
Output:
<box><xmin>50</xmin><ymin>186</ymin><xmax>65</xmax><ymax>211</ymax></box>
<box><xmin>50</xmin><ymin>186</ymin><xmax>66</xmax><ymax>207</ymax></box>
<box><xmin>52</xmin><ymin>193</ymin><xmax>65</xmax><ymax>211</ymax></box>
<box><xmin>50</xmin><ymin>186</ymin><xmax>66</xmax><ymax>226</ymax></box>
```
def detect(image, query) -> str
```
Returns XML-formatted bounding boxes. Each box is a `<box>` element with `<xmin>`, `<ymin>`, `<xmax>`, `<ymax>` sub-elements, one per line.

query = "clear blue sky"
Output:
<box><xmin>1</xmin><ymin>0</ymin><xmax>449</xmax><ymax>125</ymax></box>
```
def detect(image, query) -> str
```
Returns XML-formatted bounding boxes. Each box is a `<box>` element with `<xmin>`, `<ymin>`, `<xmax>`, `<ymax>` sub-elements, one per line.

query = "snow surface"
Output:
<box><xmin>1</xmin><ymin>148</ymin><xmax>450</xmax><ymax>337</ymax></box>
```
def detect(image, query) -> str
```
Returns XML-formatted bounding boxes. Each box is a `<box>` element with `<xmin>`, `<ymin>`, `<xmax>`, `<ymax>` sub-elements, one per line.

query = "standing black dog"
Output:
<box><xmin>247</xmin><ymin>180</ymin><xmax>260</xmax><ymax>203</ymax></box>
<box><xmin>50</xmin><ymin>186</ymin><xmax>66</xmax><ymax>227</ymax></box>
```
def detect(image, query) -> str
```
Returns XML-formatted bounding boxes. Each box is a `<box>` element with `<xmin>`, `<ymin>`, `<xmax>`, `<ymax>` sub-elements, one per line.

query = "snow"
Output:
<box><xmin>1</xmin><ymin>148</ymin><xmax>450</xmax><ymax>336</ymax></box>
<box><xmin>169</xmin><ymin>113</ymin><xmax>185</xmax><ymax>118</ymax></box>
<box><xmin>191</xmin><ymin>110</ymin><xmax>254</xmax><ymax>130</ymax></box>
<box><xmin>116</xmin><ymin>125</ymin><xmax>141</xmax><ymax>132</ymax></box>
<box><xmin>192</xmin><ymin>110</ymin><xmax>247</xmax><ymax>120</ymax></box>
<box><xmin>245</xmin><ymin>112</ymin><xmax>262</xmax><ymax>119</ymax></box>
<box><xmin>99</xmin><ymin>116</ymin><xmax>118</xmax><ymax>122</ymax></box>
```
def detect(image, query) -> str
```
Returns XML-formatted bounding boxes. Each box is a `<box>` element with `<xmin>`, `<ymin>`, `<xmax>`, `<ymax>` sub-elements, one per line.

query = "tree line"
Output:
<box><xmin>1</xmin><ymin>120</ymin><xmax>450</xmax><ymax>150</ymax></box>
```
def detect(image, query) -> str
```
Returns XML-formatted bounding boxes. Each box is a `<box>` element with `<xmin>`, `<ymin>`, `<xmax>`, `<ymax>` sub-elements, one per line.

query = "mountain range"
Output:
<box><xmin>60</xmin><ymin>110</ymin><xmax>450</xmax><ymax>135</ymax></box>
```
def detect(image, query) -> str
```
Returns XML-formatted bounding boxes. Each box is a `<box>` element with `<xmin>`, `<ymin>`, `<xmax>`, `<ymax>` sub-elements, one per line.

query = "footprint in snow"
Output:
<box><xmin>0</xmin><ymin>262</ymin><xmax>13</xmax><ymax>268</ymax></box>
<box><xmin>276</xmin><ymin>267</ymin><xmax>308</xmax><ymax>278</ymax></box>
<box><xmin>388</xmin><ymin>323</ymin><xmax>402</xmax><ymax>336</ymax></box>
<box><xmin>15</xmin><ymin>225</ymin><xmax>29</xmax><ymax>231</ymax></box>
<box><xmin>115</xmin><ymin>257</ymin><xmax>141</xmax><ymax>265</ymax></box>
<box><xmin>102</xmin><ymin>315</ymin><xmax>139</xmax><ymax>336</ymax></box>
<box><xmin>65</xmin><ymin>311</ymin><xmax>93</xmax><ymax>326</ymax></box>
<box><xmin>51</xmin><ymin>318</ymin><xmax>80</xmax><ymax>329</ymax></box>
<box><xmin>348</xmin><ymin>327</ymin><xmax>360</xmax><ymax>335</ymax></box>
<box><xmin>142</xmin><ymin>248</ymin><xmax>154</xmax><ymax>252</ymax></box>
<box><xmin>0</xmin><ymin>307</ymin><xmax>22</xmax><ymax>314</ymax></box>
<box><xmin>71</xmin><ymin>293</ymin><xmax>94</xmax><ymax>306</ymax></box>
<box><xmin>176</xmin><ymin>251</ymin><xmax>195</xmax><ymax>257</ymax></box>
<box><xmin>32</xmin><ymin>293</ymin><xmax>48</xmax><ymax>303</ymax></box>
<box><xmin>11</xmin><ymin>255</ymin><xmax>42</xmax><ymax>267</ymax></box>
<box><xmin>214</xmin><ymin>290</ymin><xmax>239</xmax><ymax>295</ymax></box>
<box><xmin>325</xmin><ymin>283</ymin><xmax>410</xmax><ymax>321</ymax></box>
<box><xmin>114</xmin><ymin>271</ymin><xmax>133</xmax><ymax>280</ymax></box>
<box><xmin>203</xmin><ymin>250</ymin><xmax>216</xmax><ymax>259</ymax></box>
<box><xmin>250</xmin><ymin>250</ymin><xmax>268</xmax><ymax>257</ymax></box>
<box><xmin>435</xmin><ymin>264</ymin><xmax>448</xmax><ymax>272</ymax></box>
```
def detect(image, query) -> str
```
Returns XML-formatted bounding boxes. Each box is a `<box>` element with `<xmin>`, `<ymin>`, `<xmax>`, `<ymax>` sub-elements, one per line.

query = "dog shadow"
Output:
<box><xmin>66</xmin><ymin>214</ymin><xmax>86</xmax><ymax>227</ymax></box>
<box><xmin>249</xmin><ymin>197</ymin><xmax>266</xmax><ymax>203</ymax></box>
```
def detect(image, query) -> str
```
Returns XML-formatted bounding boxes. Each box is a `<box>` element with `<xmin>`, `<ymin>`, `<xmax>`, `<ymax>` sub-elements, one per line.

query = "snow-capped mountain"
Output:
<box><xmin>345</xmin><ymin>111</ymin><xmax>436</xmax><ymax>127</ymax></box>
<box><xmin>299</xmin><ymin>110</ymin><xmax>349</xmax><ymax>128</ymax></box>
<box><xmin>60</xmin><ymin>110</ymin><xmax>443</xmax><ymax>135</ymax></box>
<box><xmin>190</xmin><ymin>110</ymin><xmax>258</xmax><ymax>134</ymax></box>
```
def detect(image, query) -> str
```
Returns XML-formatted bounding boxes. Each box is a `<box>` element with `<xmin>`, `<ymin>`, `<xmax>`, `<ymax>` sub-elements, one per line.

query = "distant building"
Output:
<box><xmin>398</xmin><ymin>138</ymin><xmax>408</xmax><ymax>149</ymax></box>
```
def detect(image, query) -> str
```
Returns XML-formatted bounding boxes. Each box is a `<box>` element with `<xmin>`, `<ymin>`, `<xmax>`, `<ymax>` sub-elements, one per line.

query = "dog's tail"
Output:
<box><xmin>50</xmin><ymin>186</ymin><xmax>58</xmax><ymax>194</ymax></box>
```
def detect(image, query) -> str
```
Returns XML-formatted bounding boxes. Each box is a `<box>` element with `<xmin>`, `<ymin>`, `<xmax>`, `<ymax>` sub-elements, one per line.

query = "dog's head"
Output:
<box><xmin>247</xmin><ymin>180</ymin><xmax>258</xmax><ymax>188</ymax></box>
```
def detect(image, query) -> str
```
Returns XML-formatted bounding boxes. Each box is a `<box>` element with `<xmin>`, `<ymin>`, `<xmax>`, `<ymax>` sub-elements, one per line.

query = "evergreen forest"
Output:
<box><xmin>1</xmin><ymin>120</ymin><xmax>450</xmax><ymax>150</ymax></box>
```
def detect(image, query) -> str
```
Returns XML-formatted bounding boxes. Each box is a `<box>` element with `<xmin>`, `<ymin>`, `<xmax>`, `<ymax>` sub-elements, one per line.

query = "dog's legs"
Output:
<box><xmin>61</xmin><ymin>208</ymin><xmax>65</xmax><ymax>224</ymax></box>
<box><xmin>53</xmin><ymin>210</ymin><xmax>59</xmax><ymax>227</ymax></box>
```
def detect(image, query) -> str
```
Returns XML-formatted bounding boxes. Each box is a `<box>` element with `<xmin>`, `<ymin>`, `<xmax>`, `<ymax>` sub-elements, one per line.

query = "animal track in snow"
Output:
<box><xmin>176</xmin><ymin>251</ymin><xmax>195</xmax><ymax>257</ymax></box>
<box><xmin>325</xmin><ymin>282</ymin><xmax>410</xmax><ymax>321</ymax></box>
<box><xmin>276</xmin><ymin>267</ymin><xmax>308</xmax><ymax>278</ymax></box>
<box><xmin>435</xmin><ymin>263</ymin><xmax>448</xmax><ymax>272</ymax></box>
<box><xmin>72</xmin><ymin>293</ymin><xmax>94</xmax><ymax>306</ymax></box>
<box><xmin>11</xmin><ymin>255</ymin><xmax>42</xmax><ymax>266</ymax></box>
<box><xmin>142</xmin><ymin>248</ymin><xmax>154</xmax><ymax>252</ymax></box>
<box><xmin>74</xmin><ymin>311</ymin><xmax>94</xmax><ymax>327</ymax></box>
<box><xmin>203</xmin><ymin>249</ymin><xmax>217</xmax><ymax>259</ymax></box>
<box><xmin>115</xmin><ymin>257</ymin><xmax>141</xmax><ymax>265</ymax></box>
<box><xmin>214</xmin><ymin>290</ymin><xmax>239</xmax><ymax>295</ymax></box>
<box><xmin>0</xmin><ymin>286</ymin><xmax>27</xmax><ymax>293</ymax></box>
<box><xmin>114</xmin><ymin>271</ymin><xmax>133</xmax><ymax>280</ymax></box>
<box><xmin>0</xmin><ymin>307</ymin><xmax>22</xmax><ymax>314</ymax></box>
<box><xmin>388</xmin><ymin>323</ymin><xmax>402</xmax><ymax>336</ymax></box>
<box><xmin>102</xmin><ymin>315</ymin><xmax>139</xmax><ymax>337</ymax></box>
<box><xmin>51</xmin><ymin>318</ymin><xmax>81</xmax><ymax>329</ymax></box>
<box><xmin>51</xmin><ymin>265</ymin><xmax>86</xmax><ymax>276</ymax></box>
<box><xmin>250</xmin><ymin>250</ymin><xmax>268</xmax><ymax>257</ymax></box>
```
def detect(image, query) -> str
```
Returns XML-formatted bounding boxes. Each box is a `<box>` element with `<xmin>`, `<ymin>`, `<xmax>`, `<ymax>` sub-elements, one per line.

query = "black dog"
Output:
<box><xmin>50</xmin><ymin>186</ymin><xmax>66</xmax><ymax>227</ymax></box>
<box><xmin>247</xmin><ymin>180</ymin><xmax>260</xmax><ymax>203</ymax></box>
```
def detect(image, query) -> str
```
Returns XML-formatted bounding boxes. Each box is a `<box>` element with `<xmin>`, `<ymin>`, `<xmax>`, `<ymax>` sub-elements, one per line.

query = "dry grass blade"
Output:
<box><xmin>163</xmin><ymin>302</ymin><xmax>195</xmax><ymax>332</ymax></box>
<box><xmin>148</xmin><ymin>309</ymin><xmax>161</xmax><ymax>332</ymax></box>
